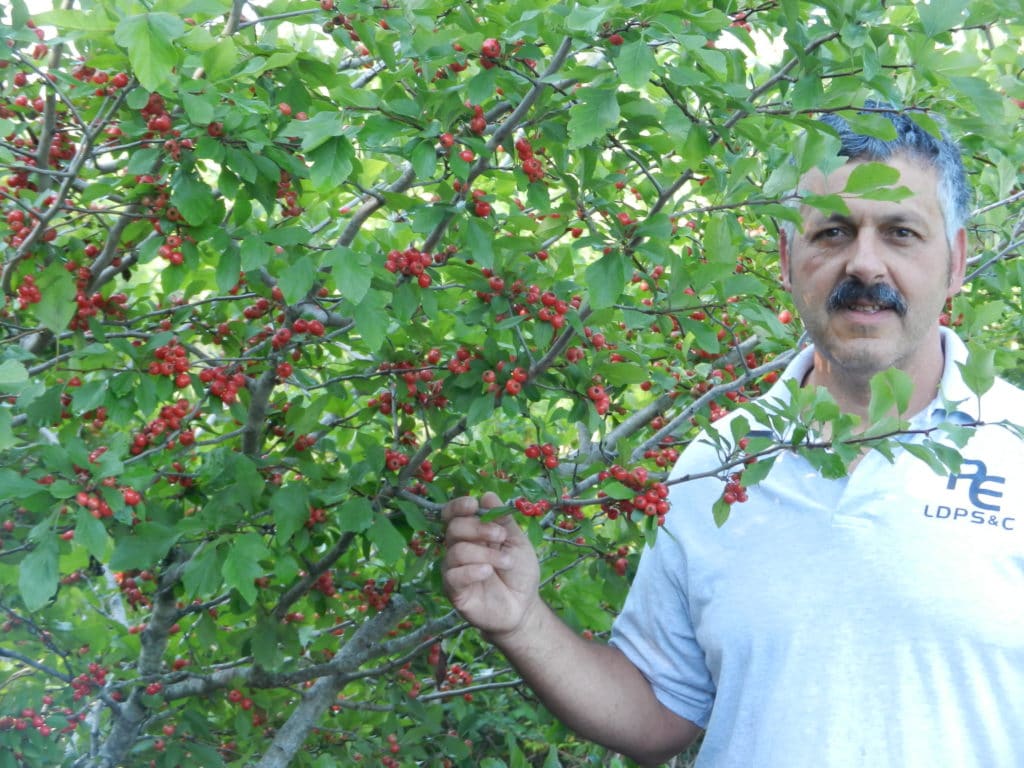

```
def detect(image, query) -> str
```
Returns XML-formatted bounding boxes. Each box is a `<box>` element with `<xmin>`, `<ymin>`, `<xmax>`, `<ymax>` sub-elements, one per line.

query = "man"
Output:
<box><xmin>441</xmin><ymin>107</ymin><xmax>1024</xmax><ymax>767</ymax></box>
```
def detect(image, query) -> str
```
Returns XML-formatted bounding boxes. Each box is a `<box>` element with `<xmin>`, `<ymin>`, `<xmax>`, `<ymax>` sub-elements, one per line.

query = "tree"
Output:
<box><xmin>1</xmin><ymin>0</ymin><xmax>1022</xmax><ymax>766</ymax></box>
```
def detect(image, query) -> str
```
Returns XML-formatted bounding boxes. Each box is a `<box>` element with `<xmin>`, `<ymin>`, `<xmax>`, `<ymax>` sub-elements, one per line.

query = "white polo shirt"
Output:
<box><xmin>610</xmin><ymin>328</ymin><xmax>1024</xmax><ymax>767</ymax></box>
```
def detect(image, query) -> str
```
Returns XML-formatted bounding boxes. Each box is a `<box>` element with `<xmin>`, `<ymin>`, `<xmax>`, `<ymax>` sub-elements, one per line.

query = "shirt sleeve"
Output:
<box><xmin>609</xmin><ymin>514</ymin><xmax>716</xmax><ymax>728</ymax></box>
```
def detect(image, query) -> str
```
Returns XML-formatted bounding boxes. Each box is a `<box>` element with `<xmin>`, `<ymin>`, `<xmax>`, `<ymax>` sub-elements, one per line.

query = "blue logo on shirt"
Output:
<box><xmin>921</xmin><ymin>459</ymin><xmax>1014</xmax><ymax>531</ymax></box>
<box><xmin>945</xmin><ymin>460</ymin><xmax>1004</xmax><ymax>511</ymax></box>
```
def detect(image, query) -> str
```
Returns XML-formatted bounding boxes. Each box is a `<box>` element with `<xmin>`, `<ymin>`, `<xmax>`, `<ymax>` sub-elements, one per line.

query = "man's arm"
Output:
<box><xmin>442</xmin><ymin>493</ymin><xmax>701</xmax><ymax>766</ymax></box>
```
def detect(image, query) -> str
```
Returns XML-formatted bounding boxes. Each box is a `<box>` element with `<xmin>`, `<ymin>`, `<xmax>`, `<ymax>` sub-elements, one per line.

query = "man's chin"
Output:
<box><xmin>816</xmin><ymin>339</ymin><xmax>900</xmax><ymax>379</ymax></box>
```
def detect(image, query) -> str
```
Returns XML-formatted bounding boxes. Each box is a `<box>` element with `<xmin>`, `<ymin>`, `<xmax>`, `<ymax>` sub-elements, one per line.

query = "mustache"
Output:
<box><xmin>826</xmin><ymin>279</ymin><xmax>908</xmax><ymax>317</ymax></box>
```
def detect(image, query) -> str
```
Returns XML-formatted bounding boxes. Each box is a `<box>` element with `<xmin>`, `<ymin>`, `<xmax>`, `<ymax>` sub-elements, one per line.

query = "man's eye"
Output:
<box><xmin>890</xmin><ymin>227</ymin><xmax>915</xmax><ymax>238</ymax></box>
<box><xmin>814</xmin><ymin>227</ymin><xmax>847</xmax><ymax>241</ymax></box>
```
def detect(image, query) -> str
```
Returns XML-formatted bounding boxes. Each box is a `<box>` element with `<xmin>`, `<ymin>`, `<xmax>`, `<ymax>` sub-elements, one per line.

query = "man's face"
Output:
<box><xmin>780</xmin><ymin>154</ymin><xmax>967</xmax><ymax>381</ymax></box>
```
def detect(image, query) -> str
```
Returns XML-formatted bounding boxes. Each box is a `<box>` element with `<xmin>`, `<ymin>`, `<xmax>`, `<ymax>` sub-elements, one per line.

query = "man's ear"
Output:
<box><xmin>946</xmin><ymin>227</ymin><xmax>967</xmax><ymax>297</ymax></box>
<box><xmin>778</xmin><ymin>229</ymin><xmax>792</xmax><ymax>291</ymax></box>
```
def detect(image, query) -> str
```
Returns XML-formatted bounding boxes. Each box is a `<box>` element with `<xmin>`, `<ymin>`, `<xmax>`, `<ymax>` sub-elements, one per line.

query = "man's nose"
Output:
<box><xmin>844</xmin><ymin>229</ymin><xmax>887</xmax><ymax>284</ymax></box>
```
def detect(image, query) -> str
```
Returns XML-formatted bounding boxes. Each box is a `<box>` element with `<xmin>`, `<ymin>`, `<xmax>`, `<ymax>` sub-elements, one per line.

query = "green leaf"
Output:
<box><xmin>202</xmin><ymin>38</ymin><xmax>239</xmax><ymax>81</ymax></box>
<box><xmin>367</xmin><ymin>515</ymin><xmax>406</xmax><ymax>564</ymax></box>
<box><xmin>222</xmin><ymin>533</ymin><xmax>271</xmax><ymax>606</ymax></box>
<box><xmin>291</xmin><ymin>111</ymin><xmax>348</xmax><ymax>152</ymax></box>
<box><xmin>903</xmin><ymin>442</ymin><xmax>951</xmax><ymax>476</ymax></box>
<box><xmin>114</xmin><ymin>13</ymin><xmax>185</xmax><ymax>91</ymax></box>
<box><xmin>0</xmin><ymin>360</ymin><xmax>28</xmax><ymax>393</ymax></box>
<box><xmin>918</xmin><ymin>0</ymin><xmax>968</xmax><ymax>37</ymax></box>
<box><xmin>308</xmin><ymin>136</ymin><xmax>355</xmax><ymax>191</ymax></box>
<box><xmin>324</xmin><ymin>246</ymin><xmax>372</xmax><ymax>304</ymax></box>
<box><xmin>843</xmin><ymin>162</ymin><xmax>901</xmax><ymax>194</ymax></box>
<box><xmin>170</xmin><ymin>169</ymin><xmax>215</xmax><ymax>226</ymax></box>
<box><xmin>712</xmin><ymin>497</ymin><xmax>730</xmax><ymax>527</ymax></box>
<box><xmin>278</xmin><ymin>255</ymin><xmax>316</xmax><ymax>305</ymax></box>
<box><xmin>183</xmin><ymin>544</ymin><xmax>225</xmax><ymax>599</ymax></box>
<box><xmin>271</xmin><ymin>483</ymin><xmax>310</xmax><ymax>545</ymax></box>
<box><xmin>542</xmin><ymin>745</ymin><xmax>563</xmax><ymax>768</ymax></box>
<box><xmin>584</xmin><ymin>250</ymin><xmax>629</xmax><ymax>309</ymax></box>
<box><xmin>20</xmin><ymin>536</ymin><xmax>59</xmax><ymax>611</ymax></box>
<box><xmin>182</xmin><ymin>91</ymin><xmax>215</xmax><ymax>125</ymax></box>
<box><xmin>867</xmin><ymin>368</ymin><xmax>913</xmax><ymax>425</ymax></box>
<box><xmin>34</xmin><ymin>264</ymin><xmax>77</xmax><ymax>335</ymax></box>
<box><xmin>740</xmin><ymin>455</ymin><xmax>775</xmax><ymax>487</ymax></box>
<box><xmin>71</xmin><ymin>380</ymin><xmax>107</xmax><ymax>414</ymax></box>
<box><xmin>411</xmin><ymin>140</ymin><xmax>437</xmax><ymax>180</ymax></box>
<box><xmin>958</xmin><ymin>343</ymin><xmax>995</xmax><ymax>398</ymax></box>
<box><xmin>565</xmin><ymin>4</ymin><xmax>606</xmax><ymax>33</ymax></box>
<box><xmin>0</xmin><ymin>410</ymin><xmax>12</xmax><ymax>451</ymax></box>
<box><xmin>465</xmin><ymin>217</ymin><xmax>494</xmax><ymax>269</ymax></box>
<box><xmin>338</xmin><ymin>497</ymin><xmax>375</xmax><ymax>533</ymax></box>
<box><xmin>352</xmin><ymin>290</ymin><xmax>390</xmax><ymax>352</ymax></box>
<box><xmin>109</xmin><ymin>523</ymin><xmax>180</xmax><ymax>571</ymax></box>
<box><xmin>568</xmin><ymin>88</ymin><xmax>619</xmax><ymax>149</ymax></box>
<box><xmin>617</xmin><ymin>41</ymin><xmax>657</xmax><ymax>88</ymax></box>
<box><xmin>75</xmin><ymin>509</ymin><xmax>110</xmax><ymax>560</ymax></box>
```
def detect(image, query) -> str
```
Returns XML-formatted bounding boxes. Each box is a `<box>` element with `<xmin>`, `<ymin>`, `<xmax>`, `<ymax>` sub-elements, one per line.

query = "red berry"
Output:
<box><xmin>480</xmin><ymin>38</ymin><xmax>501</xmax><ymax>59</ymax></box>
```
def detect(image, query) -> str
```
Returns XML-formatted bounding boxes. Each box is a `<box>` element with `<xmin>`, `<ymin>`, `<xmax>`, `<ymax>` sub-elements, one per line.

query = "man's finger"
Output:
<box><xmin>441</xmin><ymin>495</ymin><xmax>481</xmax><ymax>523</ymax></box>
<box><xmin>442</xmin><ymin>492</ymin><xmax>505</xmax><ymax>523</ymax></box>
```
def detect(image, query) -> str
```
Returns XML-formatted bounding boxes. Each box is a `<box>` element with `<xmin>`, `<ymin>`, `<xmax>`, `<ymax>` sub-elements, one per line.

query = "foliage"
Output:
<box><xmin>1</xmin><ymin>0</ymin><xmax>1022</xmax><ymax>766</ymax></box>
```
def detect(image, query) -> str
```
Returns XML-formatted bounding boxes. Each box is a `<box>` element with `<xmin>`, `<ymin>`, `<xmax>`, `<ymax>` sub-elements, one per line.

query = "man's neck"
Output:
<box><xmin>805</xmin><ymin>350</ymin><xmax>944</xmax><ymax>430</ymax></box>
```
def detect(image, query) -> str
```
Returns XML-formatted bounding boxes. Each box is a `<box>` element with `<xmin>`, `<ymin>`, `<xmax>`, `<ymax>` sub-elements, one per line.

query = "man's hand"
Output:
<box><xmin>441</xmin><ymin>492</ymin><xmax>541</xmax><ymax>640</ymax></box>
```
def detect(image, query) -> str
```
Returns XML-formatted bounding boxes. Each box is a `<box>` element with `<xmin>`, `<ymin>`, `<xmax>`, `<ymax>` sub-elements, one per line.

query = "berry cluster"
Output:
<box><xmin>276</xmin><ymin>170</ymin><xmax>302</xmax><ymax>218</ymax></box>
<box><xmin>114</xmin><ymin>569</ymin><xmax>153</xmax><ymax>610</ymax></box>
<box><xmin>597</xmin><ymin>465</ymin><xmax>671</xmax><ymax>525</ymax></box>
<box><xmin>75</xmin><ymin>490</ymin><xmax>113</xmax><ymax>519</ymax></box>
<box><xmin>721</xmin><ymin>471</ymin><xmax>748</xmax><ymax>506</ymax></box>
<box><xmin>140</xmin><ymin>92</ymin><xmax>173</xmax><ymax>135</ymax></box>
<box><xmin>642</xmin><ymin>440</ymin><xmax>681</xmax><ymax>468</ymax></box>
<box><xmin>16</xmin><ymin>274</ymin><xmax>41</xmax><ymax>308</ymax></box>
<box><xmin>384</xmin><ymin>246</ymin><xmax>434</xmax><ymax>287</ymax></box>
<box><xmin>71</xmin><ymin>64</ymin><xmax>130</xmax><ymax>96</ymax></box>
<box><xmin>130</xmin><ymin>399</ymin><xmax>194</xmax><ymax>455</ymax></box>
<box><xmin>511</xmin><ymin>496</ymin><xmax>552</xmax><ymax>518</ymax></box>
<box><xmin>586</xmin><ymin>381</ymin><xmax>610</xmax><ymax>415</ymax></box>
<box><xmin>148</xmin><ymin>339</ymin><xmax>192</xmax><ymax>389</ymax></box>
<box><xmin>396</xmin><ymin>663</ymin><xmax>422</xmax><ymax>698</ymax></box>
<box><xmin>362</xmin><ymin>578</ymin><xmax>396</xmax><ymax>611</ymax></box>
<box><xmin>198</xmin><ymin>366</ymin><xmax>247</xmax><ymax>404</ymax></box>
<box><xmin>468</xmin><ymin>103</ymin><xmax>487</xmax><ymax>135</ymax></box>
<box><xmin>440</xmin><ymin>663</ymin><xmax>474</xmax><ymax>700</ymax></box>
<box><xmin>524</xmin><ymin>442</ymin><xmax>559</xmax><ymax>470</ymax></box>
<box><xmin>514</xmin><ymin>137</ymin><xmax>545</xmax><ymax>182</ymax></box>
<box><xmin>72</xmin><ymin>662</ymin><xmax>108</xmax><ymax>702</ymax></box>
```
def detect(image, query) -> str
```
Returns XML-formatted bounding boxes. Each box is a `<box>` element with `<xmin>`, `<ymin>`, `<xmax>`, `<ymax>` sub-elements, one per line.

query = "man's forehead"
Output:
<box><xmin>795</xmin><ymin>155</ymin><xmax>942</xmax><ymax>221</ymax></box>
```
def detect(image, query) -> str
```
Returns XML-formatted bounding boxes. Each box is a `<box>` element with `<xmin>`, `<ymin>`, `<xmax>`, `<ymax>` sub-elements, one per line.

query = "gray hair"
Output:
<box><xmin>783</xmin><ymin>103</ymin><xmax>971</xmax><ymax>246</ymax></box>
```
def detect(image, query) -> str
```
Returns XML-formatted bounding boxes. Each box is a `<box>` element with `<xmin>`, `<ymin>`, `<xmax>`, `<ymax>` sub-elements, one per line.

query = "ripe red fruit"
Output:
<box><xmin>608</xmin><ymin>33</ymin><xmax>624</xmax><ymax>46</ymax></box>
<box><xmin>439</xmin><ymin>132</ymin><xmax>455</xmax><ymax>148</ymax></box>
<box><xmin>473</xmin><ymin>200</ymin><xmax>492</xmax><ymax>217</ymax></box>
<box><xmin>122</xmin><ymin>488</ymin><xmax>142</xmax><ymax>506</ymax></box>
<box><xmin>278</xmin><ymin>102</ymin><xmax>292</xmax><ymax>116</ymax></box>
<box><xmin>149</xmin><ymin>114</ymin><xmax>172</xmax><ymax>133</ymax></box>
<box><xmin>778</xmin><ymin>309</ymin><xmax>793</xmax><ymax>324</ymax></box>
<box><xmin>480</xmin><ymin>38</ymin><xmax>501</xmax><ymax>59</ymax></box>
<box><xmin>458</xmin><ymin>148</ymin><xmax>475</xmax><ymax>163</ymax></box>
